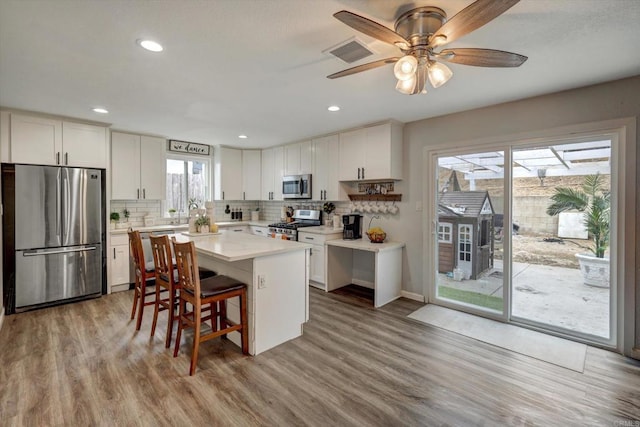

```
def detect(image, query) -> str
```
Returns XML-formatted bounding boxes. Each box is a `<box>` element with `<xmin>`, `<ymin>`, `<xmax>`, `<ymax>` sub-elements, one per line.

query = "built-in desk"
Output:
<box><xmin>326</xmin><ymin>239</ymin><xmax>405</xmax><ymax>308</ymax></box>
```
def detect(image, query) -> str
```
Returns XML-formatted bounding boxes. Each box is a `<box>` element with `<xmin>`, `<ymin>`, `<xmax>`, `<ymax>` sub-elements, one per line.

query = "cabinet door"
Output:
<box><xmin>284</xmin><ymin>140</ymin><xmax>312</xmax><ymax>175</ymax></box>
<box><xmin>312</xmin><ymin>138</ymin><xmax>328</xmax><ymax>200</ymax></box>
<box><xmin>314</xmin><ymin>135</ymin><xmax>345</xmax><ymax>201</ymax></box>
<box><xmin>10</xmin><ymin>114</ymin><xmax>62</xmax><ymax>165</ymax></box>
<box><xmin>62</xmin><ymin>122</ymin><xmax>107</xmax><ymax>168</ymax></box>
<box><xmin>364</xmin><ymin>123</ymin><xmax>392</xmax><ymax>180</ymax></box>
<box><xmin>261</xmin><ymin>147</ymin><xmax>274</xmax><ymax>200</ymax></box>
<box><xmin>215</xmin><ymin>146</ymin><xmax>243</xmax><ymax>200</ymax></box>
<box><xmin>309</xmin><ymin>244</ymin><xmax>325</xmax><ymax>284</ymax></box>
<box><xmin>299</xmin><ymin>140</ymin><xmax>312</xmax><ymax>174</ymax></box>
<box><xmin>272</xmin><ymin>146</ymin><xmax>284</xmax><ymax>201</ymax></box>
<box><xmin>109</xmin><ymin>244</ymin><xmax>130</xmax><ymax>287</ymax></box>
<box><xmin>338</xmin><ymin>128</ymin><xmax>365</xmax><ymax>180</ymax></box>
<box><xmin>139</xmin><ymin>135</ymin><xmax>166</xmax><ymax>200</ymax></box>
<box><xmin>242</xmin><ymin>149</ymin><xmax>261</xmax><ymax>200</ymax></box>
<box><xmin>111</xmin><ymin>132</ymin><xmax>141</xmax><ymax>200</ymax></box>
<box><xmin>284</xmin><ymin>143</ymin><xmax>299</xmax><ymax>176</ymax></box>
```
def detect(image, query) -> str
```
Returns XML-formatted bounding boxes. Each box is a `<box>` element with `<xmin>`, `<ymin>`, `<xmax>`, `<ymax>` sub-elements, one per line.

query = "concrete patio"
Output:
<box><xmin>437</xmin><ymin>260</ymin><xmax>610</xmax><ymax>338</ymax></box>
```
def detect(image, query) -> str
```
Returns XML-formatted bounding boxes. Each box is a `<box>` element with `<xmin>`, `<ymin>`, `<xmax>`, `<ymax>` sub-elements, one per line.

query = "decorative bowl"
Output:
<box><xmin>366</xmin><ymin>231</ymin><xmax>386</xmax><ymax>243</ymax></box>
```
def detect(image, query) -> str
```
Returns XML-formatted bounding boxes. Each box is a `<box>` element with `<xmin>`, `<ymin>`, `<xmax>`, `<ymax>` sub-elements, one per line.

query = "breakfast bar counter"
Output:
<box><xmin>326</xmin><ymin>239</ymin><xmax>405</xmax><ymax>308</ymax></box>
<box><xmin>173</xmin><ymin>232</ymin><xmax>311</xmax><ymax>356</ymax></box>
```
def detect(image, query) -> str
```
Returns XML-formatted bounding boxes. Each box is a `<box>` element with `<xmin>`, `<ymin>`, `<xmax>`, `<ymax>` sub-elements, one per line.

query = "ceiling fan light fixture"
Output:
<box><xmin>427</xmin><ymin>60</ymin><xmax>453</xmax><ymax>88</ymax></box>
<box><xmin>395</xmin><ymin>75</ymin><xmax>416</xmax><ymax>95</ymax></box>
<box><xmin>393</xmin><ymin>55</ymin><xmax>418</xmax><ymax>81</ymax></box>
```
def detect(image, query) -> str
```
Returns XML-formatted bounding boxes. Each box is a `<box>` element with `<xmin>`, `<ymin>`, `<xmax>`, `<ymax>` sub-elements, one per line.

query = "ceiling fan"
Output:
<box><xmin>327</xmin><ymin>0</ymin><xmax>528</xmax><ymax>95</ymax></box>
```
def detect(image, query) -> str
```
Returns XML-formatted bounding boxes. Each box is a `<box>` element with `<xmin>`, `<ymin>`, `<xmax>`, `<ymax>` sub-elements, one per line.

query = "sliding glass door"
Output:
<box><xmin>434</xmin><ymin>151</ymin><xmax>505</xmax><ymax>317</ymax></box>
<box><xmin>510</xmin><ymin>140</ymin><xmax>612</xmax><ymax>341</ymax></box>
<box><xmin>431</xmin><ymin>136</ymin><xmax>615</xmax><ymax>345</ymax></box>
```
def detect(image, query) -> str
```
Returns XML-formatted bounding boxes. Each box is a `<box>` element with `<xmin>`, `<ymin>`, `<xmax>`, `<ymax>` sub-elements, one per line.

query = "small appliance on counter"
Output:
<box><xmin>342</xmin><ymin>214</ymin><xmax>362</xmax><ymax>240</ymax></box>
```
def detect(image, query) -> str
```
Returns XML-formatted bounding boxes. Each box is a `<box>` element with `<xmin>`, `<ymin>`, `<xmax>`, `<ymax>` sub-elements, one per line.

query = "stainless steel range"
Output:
<box><xmin>268</xmin><ymin>209</ymin><xmax>322</xmax><ymax>241</ymax></box>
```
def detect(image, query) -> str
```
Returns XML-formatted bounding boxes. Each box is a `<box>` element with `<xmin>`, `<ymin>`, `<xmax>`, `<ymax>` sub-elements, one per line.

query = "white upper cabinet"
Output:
<box><xmin>111</xmin><ymin>131</ymin><xmax>165</xmax><ymax>200</ymax></box>
<box><xmin>261</xmin><ymin>146</ymin><xmax>284</xmax><ymax>201</ymax></box>
<box><xmin>139</xmin><ymin>135</ymin><xmax>166</xmax><ymax>199</ymax></box>
<box><xmin>338</xmin><ymin>121</ymin><xmax>403</xmax><ymax>181</ymax></box>
<box><xmin>284</xmin><ymin>140</ymin><xmax>312</xmax><ymax>175</ymax></box>
<box><xmin>242</xmin><ymin>149</ymin><xmax>261</xmax><ymax>200</ymax></box>
<box><xmin>214</xmin><ymin>146</ymin><xmax>243</xmax><ymax>201</ymax></box>
<box><xmin>312</xmin><ymin>134</ymin><xmax>346</xmax><ymax>201</ymax></box>
<box><xmin>9</xmin><ymin>113</ymin><xmax>107</xmax><ymax>168</ymax></box>
<box><xmin>62</xmin><ymin>122</ymin><xmax>108</xmax><ymax>168</ymax></box>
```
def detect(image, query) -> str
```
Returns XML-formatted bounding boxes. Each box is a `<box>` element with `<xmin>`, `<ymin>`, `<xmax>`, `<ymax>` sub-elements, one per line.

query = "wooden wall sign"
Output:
<box><xmin>168</xmin><ymin>140</ymin><xmax>210</xmax><ymax>156</ymax></box>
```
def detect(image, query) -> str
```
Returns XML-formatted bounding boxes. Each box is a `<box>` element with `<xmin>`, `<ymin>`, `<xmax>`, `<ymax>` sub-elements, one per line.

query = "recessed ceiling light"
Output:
<box><xmin>92</xmin><ymin>107</ymin><xmax>109</xmax><ymax>114</ymax></box>
<box><xmin>238</xmin><ymin>135</ymin><xmax>248</xmax><ymax>139</ymax></box>
<box><xmin>328</xmin><ymin>105</ymin><xmax>340</xmax><ymax>112</ymax></box>
<box><xmin>137</xmin><ymin>39</ymin><xmax>163</xmax><ymax>52</ymax></box>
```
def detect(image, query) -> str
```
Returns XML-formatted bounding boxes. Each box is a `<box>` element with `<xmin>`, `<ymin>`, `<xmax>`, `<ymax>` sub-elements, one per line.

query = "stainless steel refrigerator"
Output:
<box><xmin>2</xmin><ymin>164</ymin><xmax>105</xmax><ymax>313</ymax></box>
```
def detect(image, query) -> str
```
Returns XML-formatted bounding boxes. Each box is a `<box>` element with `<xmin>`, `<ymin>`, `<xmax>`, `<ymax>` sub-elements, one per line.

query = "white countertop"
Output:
<box><xmin>298</xmin><ymin>226</ymin><xmax>344</xmax><ymax>236</ymax></box>
<box><xmin>326</xmin><ymin>238</ymin><xmax>405</xmax><ymax>253</ymax></box>
<box><xmin>110</xmin><ymin>220</ymin><xmax>270</xmax><ymax>234</ymax></box>
<box><xmin>173</xmin><ymin>231</ymin><xmax>311</xmax><ymax>262</ymax></box>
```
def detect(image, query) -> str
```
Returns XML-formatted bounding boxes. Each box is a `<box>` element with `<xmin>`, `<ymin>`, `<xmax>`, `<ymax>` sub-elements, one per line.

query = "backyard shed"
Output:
<box><xmin>438</xmin><ymin>191</ymin><xmax>495</xmax><ymax>280</ymax></box>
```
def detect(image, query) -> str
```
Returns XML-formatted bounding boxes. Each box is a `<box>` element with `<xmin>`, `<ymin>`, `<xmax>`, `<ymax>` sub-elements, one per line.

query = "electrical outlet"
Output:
<box><xmin>258</xmin><ymin>275</ymin><xmax>266</xmax><ymax>289</ymax></box>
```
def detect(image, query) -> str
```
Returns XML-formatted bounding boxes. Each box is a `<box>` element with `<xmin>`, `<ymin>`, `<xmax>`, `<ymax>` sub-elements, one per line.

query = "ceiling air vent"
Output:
<box><xmin>324</xmin><ymin>37</ymin><xmax>373</xmax><ymax>64</ymax></box>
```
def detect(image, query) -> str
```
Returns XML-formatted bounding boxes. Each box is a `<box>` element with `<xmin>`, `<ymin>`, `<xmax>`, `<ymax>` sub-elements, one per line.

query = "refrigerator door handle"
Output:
<box><xmin>23</xmin><ymin>246</ymin><xmax>97</xmax><ymax>256</ymax></box>
<box><xmin>56</xmin><ymin>168</ymin><xmax>62</xmax><ymax>239</ymax></box>
<box><xmin>62</xmin><ymin>168</ymin><xmax>69</xmax><ymax>244</ymax></box>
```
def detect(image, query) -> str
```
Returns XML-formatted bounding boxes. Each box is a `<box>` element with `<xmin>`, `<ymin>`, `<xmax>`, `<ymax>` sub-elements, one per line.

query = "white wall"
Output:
<box><xmin>394</xmin><ymin>75</ymin><xmax>639</xmax><ymax>356</ymax></box>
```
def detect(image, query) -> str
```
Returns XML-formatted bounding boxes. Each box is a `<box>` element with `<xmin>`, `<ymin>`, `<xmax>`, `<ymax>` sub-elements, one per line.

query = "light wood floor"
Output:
<box><xmin>1</xmin><ymin>286</ymin><xmax>639</xmax><ymax>426</ymax></box>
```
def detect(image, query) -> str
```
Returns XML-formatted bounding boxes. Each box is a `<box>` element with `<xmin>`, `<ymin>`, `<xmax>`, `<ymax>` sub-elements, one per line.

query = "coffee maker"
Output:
<box><xmin>342</xmin><ymin>214</ymin><xmax>362</xmax><ymax>240</ymax></box>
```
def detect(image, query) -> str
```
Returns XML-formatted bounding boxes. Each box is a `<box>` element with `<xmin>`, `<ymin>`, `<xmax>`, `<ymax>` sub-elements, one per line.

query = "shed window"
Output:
<box><xmin>438</xmin><ymin>223</ymin><xmax>452</xmax><ymax>243</ymax></box>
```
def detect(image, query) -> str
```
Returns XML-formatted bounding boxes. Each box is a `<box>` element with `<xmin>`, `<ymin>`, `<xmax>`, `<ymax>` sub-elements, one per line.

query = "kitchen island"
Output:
<box><xmin>173</xmin><ymin>232</ymin><xmax>311</xmax><ymax>356</ymax></box>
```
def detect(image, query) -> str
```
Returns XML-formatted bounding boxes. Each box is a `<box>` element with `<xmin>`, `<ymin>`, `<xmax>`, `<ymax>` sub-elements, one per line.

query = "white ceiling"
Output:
<box><xmin>1</xmin><ymin>0</ymin><xmax>639</xmax><ymax>149</ymax></box>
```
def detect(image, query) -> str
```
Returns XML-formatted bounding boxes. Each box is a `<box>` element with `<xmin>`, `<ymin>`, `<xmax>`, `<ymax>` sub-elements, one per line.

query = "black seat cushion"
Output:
<box><xmin>184</xmin><ymin>275</ymin><xmax>246</xmax><ymax>298</ymax></box>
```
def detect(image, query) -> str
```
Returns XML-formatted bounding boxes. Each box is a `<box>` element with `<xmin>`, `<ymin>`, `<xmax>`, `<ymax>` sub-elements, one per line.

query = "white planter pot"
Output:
<box><xmin>575</xmin><ymin>253</ymin><xmax>610</xmax><ymax>288</ymax></box>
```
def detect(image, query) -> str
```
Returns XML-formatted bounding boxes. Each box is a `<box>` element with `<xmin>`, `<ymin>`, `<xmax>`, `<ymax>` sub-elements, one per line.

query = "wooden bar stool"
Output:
<box><xmin>172</xmin><ymin>239</ymin><xmax>249</xmax><ymax>376</ymax></box>
<box><xmin>128</xmin><ymin>229</ymin><xmax>156</xmax><ymax>331</ymax></box>
<box><xmin>148</xmin><ymin>234</ymin><xmax>216</xmax><ymax>347</ymax></box>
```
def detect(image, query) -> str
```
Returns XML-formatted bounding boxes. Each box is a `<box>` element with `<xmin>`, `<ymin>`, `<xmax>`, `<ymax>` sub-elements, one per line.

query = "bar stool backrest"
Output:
<box><xmin>172</xmin><ymin>240</ymin><xmax>201</xmax><ymax>300</ymax></box>
<box><xmin>149</xmin><ymin>234</ymin><xmax>173</xmax><ymax>285</ymax></box>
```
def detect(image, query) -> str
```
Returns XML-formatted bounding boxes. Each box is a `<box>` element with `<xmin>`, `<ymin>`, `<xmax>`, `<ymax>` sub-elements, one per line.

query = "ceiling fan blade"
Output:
<box><xmin>430</xmin><ymin>0</ymin><xmax>521</xmax><ymax>48</ymax></box>
<box><xmin>334</xmin><ymin>10</ymin><xmax>411</xmax><ymax>49</ymax></box>
<box><xmin>438</xmin><ymin>48</ymin><xmax>527</xmax><ymax>67</ymax></box>
<box><xmin>327</xmin><ymin>57</ymin><xmax>400</xmax><ymax>79</ymax></box>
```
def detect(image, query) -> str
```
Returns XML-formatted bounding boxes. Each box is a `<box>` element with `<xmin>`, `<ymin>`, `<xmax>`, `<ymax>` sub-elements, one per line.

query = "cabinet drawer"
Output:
<box><xmin>298</xmin><ymin>232</ymin><xmax>342</xmax><ymax>245</ymax></box>
<box><xmin>110</xmin><ymin>234</ymin><xmax>129</xmax><ymax>246</ymax></box>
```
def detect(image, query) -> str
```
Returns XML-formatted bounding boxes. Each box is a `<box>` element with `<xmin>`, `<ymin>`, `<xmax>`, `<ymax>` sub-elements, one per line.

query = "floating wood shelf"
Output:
<box><xmin>348</xmin><ymin>194</ymin><xmax>402</xmax><ymax>202</ymax></box>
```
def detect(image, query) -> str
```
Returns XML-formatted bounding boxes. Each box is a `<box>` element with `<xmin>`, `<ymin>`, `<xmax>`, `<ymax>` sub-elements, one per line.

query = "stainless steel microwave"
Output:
<box><xmin>282</xmin><ymin>174</ymin><xmax>311</xmax><ymax>199</ymax></box>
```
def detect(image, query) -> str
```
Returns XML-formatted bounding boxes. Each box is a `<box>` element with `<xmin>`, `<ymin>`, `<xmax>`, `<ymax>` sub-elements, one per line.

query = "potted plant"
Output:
<box><xmin>168</xmin><ymin>208</ymin><xmax>177</xmax><ymax>217</ymax></box>
<box><xmin>546</xmin><ymin>173</ymin><xmax>610</xmax><ymax>287</ymax></box>
<box><xmin>109</xmin><ymin>212</ymin><xmax>120</xmax><ymax>229</ymax></box>
<box><xmin>323</xmin><ymin>202</ymin><xmax>335</xmax><ymax>226</ymax></box>
<box><xmin>195</xmin><ymin>215</ymin><xmax>210</xmax><ymax>233</ymax></box>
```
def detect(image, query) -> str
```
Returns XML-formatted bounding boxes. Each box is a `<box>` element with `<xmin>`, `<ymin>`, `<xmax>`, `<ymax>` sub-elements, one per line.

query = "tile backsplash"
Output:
<box><xmin>109</xmin><ymin>199</ymin><xmax>353</xmax><ymax>226</ymax></box>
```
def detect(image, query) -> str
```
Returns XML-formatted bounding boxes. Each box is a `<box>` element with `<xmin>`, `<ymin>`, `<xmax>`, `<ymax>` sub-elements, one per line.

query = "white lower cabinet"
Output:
<box><xmin>109</xmin><ymin>233</ymin><xmax>130</xmax><ymax>292</ymax></box>
<box><xmin>221</xmin><ymin>225</ymin><xmax>249</xmax><ymax>234</ymax></box>
<box><xmin>251</xmin><ymin>225</ymin><xmax>270</xmax><ymax>237</ymax></box>
<box><xmin>297</xmin><ymin>230</ymin><xmax>342</xmax><ymax>289</ymax></box>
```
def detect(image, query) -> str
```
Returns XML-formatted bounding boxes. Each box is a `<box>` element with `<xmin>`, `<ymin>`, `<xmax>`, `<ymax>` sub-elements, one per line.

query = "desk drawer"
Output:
<box><xmin>298</xmin><ymin>232</ymin><xmax>341</xmax><ymax>245</ymax></box>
